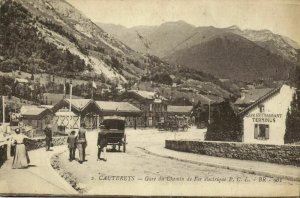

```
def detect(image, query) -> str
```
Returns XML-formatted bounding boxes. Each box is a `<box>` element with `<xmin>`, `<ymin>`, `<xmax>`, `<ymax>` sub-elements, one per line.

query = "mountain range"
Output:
<box><xmin>98</xmin><ymin>21</ymin><xmax>300</xmax><ymax>81</ymax></box>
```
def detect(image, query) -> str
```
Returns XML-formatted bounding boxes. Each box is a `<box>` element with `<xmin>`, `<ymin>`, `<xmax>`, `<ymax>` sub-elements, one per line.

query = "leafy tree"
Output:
<box><xmin>205</xmin><ymin>99</ymin><xmax>242</xmax><ymax>142</ymax></box>
<box><xmin>285</xmin><ymin>67</ymin><xmax>300</xmax><ymax>143</ymax></box>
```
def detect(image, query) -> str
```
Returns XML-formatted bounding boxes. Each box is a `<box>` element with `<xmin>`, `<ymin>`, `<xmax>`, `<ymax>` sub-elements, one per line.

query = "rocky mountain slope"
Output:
<box><xmin>98</xmin><ymin>21</ymin><xmax>196</xmax><ymax>58</ymax></box>
<box><xmin>0</xmin><ymin>0</ymin><xmax>176</xmax><ymax>84</ymax></box>
<box><xmin>165</xmin><ymin>32</ymin><xmax>295</xmax><ymax>81</ymax></box>
<box><xmin>99</xmin><ymin>21</ymin><xmax>299</xmax><ymax>81</ymax></box>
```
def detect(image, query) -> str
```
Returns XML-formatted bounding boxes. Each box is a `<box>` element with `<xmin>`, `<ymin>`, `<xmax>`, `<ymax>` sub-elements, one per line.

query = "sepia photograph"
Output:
<box><xmin>0</xmin><ymin>0</ymin><xmax>299</xmax><ymax>196</ymax></box>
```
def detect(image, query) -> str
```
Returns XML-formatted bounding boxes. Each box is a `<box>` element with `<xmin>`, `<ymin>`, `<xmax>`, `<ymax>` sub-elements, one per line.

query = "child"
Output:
<box><xmin>67</xmin><ymin>131</ymin><xmax>77</xmax><ymax>161</ymax></box>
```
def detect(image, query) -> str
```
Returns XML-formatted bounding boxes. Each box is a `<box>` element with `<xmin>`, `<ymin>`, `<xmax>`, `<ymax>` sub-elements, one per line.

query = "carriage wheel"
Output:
<box><xmin>123</xmin><ymin>135</ymin><xmax>126</xmax><ymax>153</ymax></box>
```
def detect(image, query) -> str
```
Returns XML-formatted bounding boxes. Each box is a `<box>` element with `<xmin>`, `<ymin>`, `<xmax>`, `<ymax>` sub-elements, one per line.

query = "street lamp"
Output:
<box><xmin>69</xmin><ymin>79</ymin><xmax>73</xmax><ymax>113</ymax></box>
<box><xmin>208</xmin><ymin>100</ymin><xmax>211</xmax><ymax>125</ymax></box>
<box><xmin>69</xmin><ymin>79</ymin><xmax>73</xmax><ymax>129</ymax></box>
<box><xmin>208</xmin><ymin>91</ymin><xmax>211</xmax><ymax>125</ymax></box>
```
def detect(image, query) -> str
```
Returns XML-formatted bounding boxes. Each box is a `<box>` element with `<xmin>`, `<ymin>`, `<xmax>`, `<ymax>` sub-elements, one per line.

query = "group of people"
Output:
<box><xmin>66</xmin><ymin>123</ymin><xmax>88</xmax><ymax>164</ymax></box>
<box><xmin>67</xmin><ymin>123</ymin><xmax>108</xmax><ymax>164</ymax></box>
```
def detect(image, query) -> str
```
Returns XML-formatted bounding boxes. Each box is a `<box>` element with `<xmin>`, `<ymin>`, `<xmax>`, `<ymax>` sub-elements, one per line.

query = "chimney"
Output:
<box><xmin>240</xmin><ymin>88</ymin><xmax>246</xmax><ymax>100</ymax></box>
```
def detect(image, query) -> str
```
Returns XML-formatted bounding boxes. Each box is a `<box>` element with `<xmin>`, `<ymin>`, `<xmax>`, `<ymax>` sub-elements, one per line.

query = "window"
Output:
<box><xmin>149</xmin><ymin>104</ymin><xmax>152</xmax><ymax>111</ymax></box>
<box><xmin>254</xmin><ymin>124</ymin><xmax>269</xmax><ymax>140</ymax></box>
<box><xmin>259</xmin><ymin>105</ymin><xmax>265</xmax><ymax>113</ymax></box>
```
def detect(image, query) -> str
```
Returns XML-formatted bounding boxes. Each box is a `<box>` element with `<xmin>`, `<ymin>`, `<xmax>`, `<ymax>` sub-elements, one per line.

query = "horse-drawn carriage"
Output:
<box><xmin>100</xmin><ymin>116</ymin><xmax>127</xmax><ymax>152</ymax></box>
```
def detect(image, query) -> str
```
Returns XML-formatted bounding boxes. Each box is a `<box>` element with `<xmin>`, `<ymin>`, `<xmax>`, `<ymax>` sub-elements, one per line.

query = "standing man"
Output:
<box><xmin>67</xmin><ymin>131</ymin><xmax>77</xmax><ymax>161</ymax></box>
<box><xmin>97</xmin><ymin>128</ymin><xmax>108</xmax><ymax>161</ymax></box>
<box><xmin>76</xmin><ymin>123</ymin><xmax>87</xmax><ymax>164</ymax></box>
<box><xmin>44</xmin><ymin>124</ymin><xmax>52</xmax><ymax>151</ymax></box>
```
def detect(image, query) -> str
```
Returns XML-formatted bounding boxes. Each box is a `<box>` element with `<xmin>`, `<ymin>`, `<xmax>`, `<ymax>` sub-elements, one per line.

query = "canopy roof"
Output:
<box><xmin>95</xmin><ymin>101</ymin><xmax>141</xmax><ymax>113</ymax></box>
<box><xmin>20</xmin><ymin>105</ymin><xmax>52</xmax><ymax>120</ymax></box>
<box><xmin>167</xmin><ymin>105</ymin><xmax>193</xmax><ymax>114</ymax></box>
<box><xmin>52</xmin><ymin>99</ymin><xmax>142</xmax><ymax>116</ymax></box>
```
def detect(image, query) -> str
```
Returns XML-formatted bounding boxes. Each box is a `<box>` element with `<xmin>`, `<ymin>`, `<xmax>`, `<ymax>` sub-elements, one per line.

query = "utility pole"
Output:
<box><xmin>69</xmin><ymin>80</ymin><xmax>72</xmax><ymax>129</ymax></box>
<box><xmin>208</xmin><ymin>100</ymin><xmax>211</xmax><ymax>124</ymax></box>
<box><xmin>208</xmin><ymin>91</ymin><xmax>211</xmax><ymax>125</ymax></box>
<box><xmin>2</xmin><ymin>96</ymin><xmax>5</xmax><ymax>124</ymax></box>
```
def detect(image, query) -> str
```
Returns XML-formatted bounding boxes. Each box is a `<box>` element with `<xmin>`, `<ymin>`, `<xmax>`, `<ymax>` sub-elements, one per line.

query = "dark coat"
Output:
<box><xmin>97</xmin><ymin>131</ymin><xmax>108</xmax><ymax>148</ymax></box>
<box><xmin>67</xmin><ymin>135</ymin><xmax>77</xmax><ymax>148</ymax></box>
<box><xmin>44</xmin><ymin>127</ymin><xmax>52</xmax><ymax>141</ymax></box>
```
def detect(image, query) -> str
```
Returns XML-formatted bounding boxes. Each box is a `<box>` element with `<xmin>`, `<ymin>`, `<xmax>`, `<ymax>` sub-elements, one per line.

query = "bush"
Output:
<box><xmin>285</xmin><ymin>67</ymin><xmax>300</xmax><ymax>143</ymax></box>
<box><xmin>205</xmin><ymin>100</ymin><xmax>242</xmax><ymax>142</ymax></box>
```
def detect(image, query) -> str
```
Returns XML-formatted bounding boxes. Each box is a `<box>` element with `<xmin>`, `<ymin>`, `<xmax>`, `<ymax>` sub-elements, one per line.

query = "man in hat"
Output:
<box><xmin>97</xmin><ymin>128</ymin><xmax>108</xmax><ymax>161</ymax></box>
<box><xmin>67</xmin><ymin>131</ymin><xmax>77</xmax><ymax>161</ymax></box>
<box><xmin>76</xmin><ymin>123</ymin><xmax>87</xmax><ymax>164</ymax></box>
<box><xmin>44</xmin><ymin>124</ymin><xmax>52</xmax><ymax>151</ymax></box>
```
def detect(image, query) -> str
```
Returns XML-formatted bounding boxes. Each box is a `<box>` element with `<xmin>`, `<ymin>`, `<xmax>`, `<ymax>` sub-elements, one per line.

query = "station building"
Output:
<box><xmin>52</xmin><ymin>99</ymin><xmax>142</xmax><ymax>130</ymax></box>
<box><xmin>118</xmin><ymin>90</ymin><xmax>168</xmax><ymax>127</ymax></box>
<box><xmin>239</xmin><ymin>84</ymin><xmax>295</xmax><ymax>145</ymax></box>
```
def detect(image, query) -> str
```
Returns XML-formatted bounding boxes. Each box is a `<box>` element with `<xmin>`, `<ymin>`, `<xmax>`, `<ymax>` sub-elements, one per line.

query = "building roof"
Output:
<box><xmin>235</xmin><ymin>88</ymin><xmax>274</xmax><ymax>105</ymax></box>
<box><xmin>20</xmin><ymin>105</ymin><xmax>52</xmax><ymax>119</ymax></box>
<box><xmin>167</xmin><ymin>106</ymin><xmax>193</xmax><ymax>113</ymax></box>
<box><xmin>95</xmin><ymin>101</ymin><xmax>141</xmax><ymax>113</ymax></box>
<box><xmin>52</xmin><ymin>98</ymin><xmax>94</xmax><ymax>114</ymax></box>
<box><xmin>238</xmin><ymin>86</ymin><xmax>282</xmax><ymax>116</ymax></box>
<box><xmin>52</xmin><ymin>99</ymin><xmax>141</xmax><ymax>116</ymax></box>
<box><xmin>65</xmin><ymin>99</ymin><xmax>92</xmax><ymax>111</ymax></box>
<box><xmin>40</xmin><ymin>105</ymin><xmax>53</xmax><ymax>109</ymax></box>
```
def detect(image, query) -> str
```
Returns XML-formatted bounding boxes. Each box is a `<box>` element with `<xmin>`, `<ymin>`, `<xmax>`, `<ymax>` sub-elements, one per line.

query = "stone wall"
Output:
<box><xmin>165</xmin><ymin>140</ymin><xmax>300</xmax><ymax>166</ymax></box>
<box><xmin>26</xmin><ymin>136</ymin><xmax>68</xmax><ymax>151</ymax></box>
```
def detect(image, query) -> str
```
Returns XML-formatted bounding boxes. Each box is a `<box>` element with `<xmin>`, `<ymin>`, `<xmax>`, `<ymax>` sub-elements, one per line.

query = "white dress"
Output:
<box><xmin>12</xmin><ymin>134</ymin><xmax>30</xmax><ymax>169</ymax></box>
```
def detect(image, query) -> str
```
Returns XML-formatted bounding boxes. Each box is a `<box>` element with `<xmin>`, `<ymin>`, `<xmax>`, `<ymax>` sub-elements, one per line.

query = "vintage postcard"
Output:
<box><xmin>0</xmin><ymin>0</ymin><xmax>299</xmax><ymax>197</ymax></box>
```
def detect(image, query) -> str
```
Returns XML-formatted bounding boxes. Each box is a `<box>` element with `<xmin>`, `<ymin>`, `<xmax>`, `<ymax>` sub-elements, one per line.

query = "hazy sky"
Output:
<box><xmin>67</xmin><ymin>0</ymin><xmax>300</xmax><ymax>44</ymax></box>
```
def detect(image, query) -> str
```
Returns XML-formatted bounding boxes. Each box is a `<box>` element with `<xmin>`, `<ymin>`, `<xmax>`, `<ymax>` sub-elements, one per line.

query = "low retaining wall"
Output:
<box><xmin>26</xmin><ymin>136</ymin><xmax>68</xmax><ymax>151</ymax></box>
<box><xmin>165</xmin><ymin>140</ymin><xmax>300</xmax><ymax>166</ymax></box>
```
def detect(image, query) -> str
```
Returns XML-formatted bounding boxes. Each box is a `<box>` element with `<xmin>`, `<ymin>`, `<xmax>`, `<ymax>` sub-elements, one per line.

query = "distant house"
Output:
<box><xmin>118</xmin><ymin>90</ymin><xmax>168</xmax><ymax>127</ymax></box>
<box><xmin>239</xmin><ymin>84</ymin><xmax>295</xmax><ymax>145</ymax></box>
<box><xmin>20</xmin><ymin>105</ymin><xmax>53</xmax><ymax>136</ymax></box>
<box><xmin>15</xmin><ymin>78</ymin><xmax>29</xmax><ymax>84</ymax></box>
<box><xmin>234</xmin><ymin>88</ymin><xmax>273</xmax><ymax>111</ymax></box>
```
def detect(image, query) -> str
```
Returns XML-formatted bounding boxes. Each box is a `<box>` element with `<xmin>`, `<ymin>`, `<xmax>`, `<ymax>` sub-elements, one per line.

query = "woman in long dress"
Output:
<box><xmin>12</xmin><ymin>128</ymin><xmax>30</xmax><ymax>169</ymax></box>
